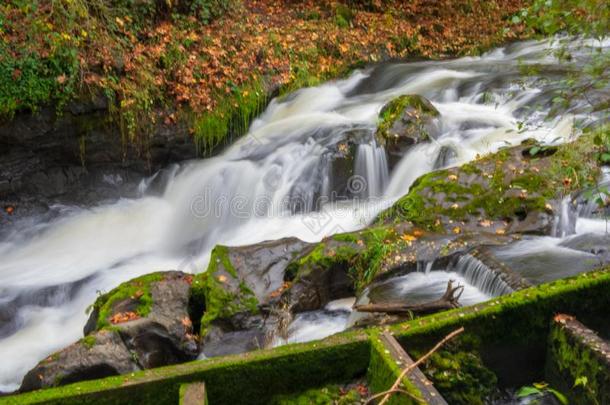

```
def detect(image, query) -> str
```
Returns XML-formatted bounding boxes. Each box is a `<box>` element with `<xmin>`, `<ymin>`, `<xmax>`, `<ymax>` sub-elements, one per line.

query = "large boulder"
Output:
<box><xmin>20</xmin><ymin>271</ymin><xmax>199</xmax><ymax>391</ymax></box>
<box><xmin>378</xmin><ymin>136</ymin><xmax>601</xmax><ymax>236</ymax></box>
<box><xmin>85</xmin><ymin>271</ymin><xmax>199</xmax><ymax>368</ymax></box>
<box><xmin>198</xmin><ymin>238</ymin><xmax>311</xmax><ymax>357</ymax></box>
<box><xmin>20</xmin><ymin>330</ymin><xmax>139</xmax><ymax>392</ymax></box>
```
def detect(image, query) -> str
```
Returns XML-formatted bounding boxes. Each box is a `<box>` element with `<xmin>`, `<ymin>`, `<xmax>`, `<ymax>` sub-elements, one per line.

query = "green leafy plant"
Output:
<box><xmin>516</xmin><ymin>382</ymin><xmax>568</xmax><ymax>404</ymax></box>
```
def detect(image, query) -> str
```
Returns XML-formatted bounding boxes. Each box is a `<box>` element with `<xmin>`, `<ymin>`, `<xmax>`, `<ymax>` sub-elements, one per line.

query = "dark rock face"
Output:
<box><xmin>0</xmin><ymin>101</ymin><xmax>196</xmax><ymax>223</ymax></box>
<box><xmin>20</xmin><ymin>271</ymin><xmax>199</xmax><ymax>391</ymax></box>
<box><xmin>20</xmin><ymin>330</ymin><xmax>139</xmax><ymax>392</ymax></box>
<box><xmin>223</xmin><ymin>238</ymin><xmax>313</xmax><ymax>304</ymax></box>
<box><xmin>198</xmin><ymin>238</ymin><xmax>312</xmax><ymax>357</ymax></box>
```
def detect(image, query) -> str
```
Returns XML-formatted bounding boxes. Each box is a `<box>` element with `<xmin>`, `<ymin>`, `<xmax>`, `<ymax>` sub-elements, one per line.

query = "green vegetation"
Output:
<box><xmin>199</xmin><ymin>245</ymin><xmax>259</xmax><ymax>335</ymax></box>
<box><xmin>90</xmin><ymin>272</ymin><xmax>165</xmax><ymax>330</ymax></box>
<box><xmin>378</xmin><ymin>133</ymin><xmax>601</xmax><ymax>229</ymax></box>
<box><xmin>419</xmin><ymin>349</ymin><xmax>496</xmax><ymax>404</ymax></box>
<box><xmin>81</xmin><ymin>335</ymin><xmax>97</xmax><ymax>350</ymax></box>
<box><xmin>287</xmin><ymin>225</ymin><xmax>401</xmax><ymax>292</ymax></box>
<box><xmin>547</xmin><ymin>317</ymin><xmax>610</xmax><ymax>404</ymax></box>
<box><xmin>376</xmin><ymin>94</ymin><xmax>439</xmax><ymax>141</ymax></box>
<box><xmin>6</xmin><ymin>267</ymin><xmax>610</xmax><ymax>405</ymax></box>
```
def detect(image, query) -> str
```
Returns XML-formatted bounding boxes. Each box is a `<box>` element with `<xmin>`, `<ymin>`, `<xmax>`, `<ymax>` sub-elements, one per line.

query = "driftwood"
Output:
<box><xmin>354</xmin><ymin>280</ymin><xmax>464</xmax><ymax>315</ymax></box>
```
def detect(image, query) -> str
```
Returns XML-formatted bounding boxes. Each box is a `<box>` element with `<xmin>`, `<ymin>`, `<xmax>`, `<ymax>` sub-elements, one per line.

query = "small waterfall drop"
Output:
<box><xmin>451</xmin><ymin>255</ymin><xmax>513</xmax><ymax>297</ymax></box>
<box><xmin>552</xmin><ymin>197</ymin><xmax>577</xmax><ymax>238</ymax></box>
<box><xmin>354</xmin><ymin>141</ymin><xmax>389</xmax><ymax>198</ymax></box>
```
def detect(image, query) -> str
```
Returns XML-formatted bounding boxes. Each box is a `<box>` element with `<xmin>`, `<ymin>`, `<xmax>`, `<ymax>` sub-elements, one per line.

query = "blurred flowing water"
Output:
<box><xmin>0</xmin><ymin>37</ymin><xmax>608</xmax><ymax>391</ymax></box>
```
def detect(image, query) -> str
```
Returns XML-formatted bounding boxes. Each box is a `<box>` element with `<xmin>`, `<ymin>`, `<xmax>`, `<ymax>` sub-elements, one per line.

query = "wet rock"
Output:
<box><xmin>85</xmin><ymin>271</ymin><xmax>199</xmax><ymax>368</ymax></box>
<box><xmin>559</xmin><ymin>233</ymin><xmax>610</xmax><ymax>259</ymax></box>
<box><xmin>197</xmin><ymin>239</ymin><xmax>311</xmax><ymax>354</ymax></box>
<box><xmin>375</xmin><ymin>94</ymin><xmax>440</xmax><ymax>170</ymax></box>
<box><xmin>201</xmin><ymin>315</ymin><xmax>272</xmax><ymax>357</ymax></box>
<box><xmin>0</xmin><ymin>103</ymin><xmax>196</xmax><ymax>211</ymax></box>
<box><xmin>20</xmin><ymin>330</ymin><xmax>139</xmax><ymax>391</ymax></box>
<box><xmin>378</xmin><ymin>136</ymin><xmax>601</xmax><ymax>237</ymax></box>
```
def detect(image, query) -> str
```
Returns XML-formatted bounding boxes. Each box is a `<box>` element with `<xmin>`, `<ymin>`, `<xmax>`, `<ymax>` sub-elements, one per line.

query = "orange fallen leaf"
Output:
<box><xmin>181</xmin><ymin>317</ymin><xmax>192</xmax><ymax>328</ymax></box>
<box><xmin>110</xmin><ymin>311</ymin><xmax>139</xmax><ymax>324</ymax></box>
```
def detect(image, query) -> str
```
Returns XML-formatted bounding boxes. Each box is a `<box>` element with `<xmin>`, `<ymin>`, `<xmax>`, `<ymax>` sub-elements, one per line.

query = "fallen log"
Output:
<box><xmin>354</xmin><ymin>280</ymin><xmax>464</xmax><ymax>315</ymax></box>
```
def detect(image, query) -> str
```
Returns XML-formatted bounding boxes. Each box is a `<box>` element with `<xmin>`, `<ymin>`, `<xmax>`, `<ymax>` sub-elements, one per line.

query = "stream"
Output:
<box><xmin>0</xmin><ymin>37</ymin><xmax>608</xmax><ymax>392</ymax></box>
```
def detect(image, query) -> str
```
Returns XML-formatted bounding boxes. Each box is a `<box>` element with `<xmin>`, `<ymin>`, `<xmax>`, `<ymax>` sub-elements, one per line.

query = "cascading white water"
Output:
<box><xmin>0</xmin><ymin>37</ymin><xmax>607</xmax><ymax>391</ymax></box>
<box><xmin>354</xmin><ymin>141</ymin><xmax>389</xmax><ymax>198</ymax></box>
<box><xmin>451</xmin><ymin>255</ymin><xmax>514</xmax><ymax>297</ymax></box>
<box><xmin>552</xmin><ymin>197</ymin><xmax>577</xmax><ymax>238</ymax></box>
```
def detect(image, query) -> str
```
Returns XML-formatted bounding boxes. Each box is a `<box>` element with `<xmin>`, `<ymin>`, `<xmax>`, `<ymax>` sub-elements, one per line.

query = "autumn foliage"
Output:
<box><xmin>0</xmin><ymin>0</ymin><xmax>528</xmax><ymax>146</ymax></box>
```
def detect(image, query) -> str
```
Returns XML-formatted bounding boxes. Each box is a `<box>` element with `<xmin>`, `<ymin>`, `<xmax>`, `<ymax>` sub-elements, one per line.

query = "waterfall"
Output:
<box><xmin>552</xmin><ymin>197</ymin><xmax>577</xmax><ymax>238</ymax></box>
<box><xmin>0</xmin><ymin>37</ymin><xmax>605</xmax><ymax>391</ymax></box>
<box><xmin>451</xmin><ymin>255</ymin><xmax>513</xmax><ymax>297</ymax></box>
<box><xmin>354</xmin><ymin>141</ymin><xmax>389</xmax><ymax>198</ymax></box>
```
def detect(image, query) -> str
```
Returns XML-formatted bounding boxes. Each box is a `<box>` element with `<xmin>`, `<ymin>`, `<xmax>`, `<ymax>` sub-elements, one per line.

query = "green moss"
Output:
<box><xmin>378</xmin><ymin>134</ymin><xmax>601</xmax><ymax>229</ymax></box>
<box><xmin>417</xmin><ymin>350</ymin><xmax>497</xmax><ymax>405</ymax></box>
<box><xmin>269</xmin><ymin>383</ymin><xmax>363</xmax><ymax>405</ymax></box>
<box><xmin>376</xmin><ymin>94</ymin><xmax>439</xmax><ymax>140</ymax></box>
<box><xmin>546</xmin><ymin>318</ymin><xmax>610</xmax><ymax>404</ymax></box>
<box><xmin>199</xmin><ymin>245</ymin><xmax>259</xmax><ymax>336</ymax></box>
<box><xmin>81</xmin><ymin>335</ymin><xmax>97</xmax><ymax>350</ymax></box>
<box><xmin>286</xmin><ymin>225</ymin><xmax>398</xmax><ymax>291</ymax></box>
<box><xmin>193</xmin><ymin>77</ymin><xmax>268</xmax><ymax>155</ymax></box>
<box><xmin>92</xmin><ymin>272</ymin><xmax>165</xmax><ymax>330</ymax></box>
<box><xmin>367</xmin><ymin>333</ymin><xmax>424</xmax><ymax>405</ymax></box>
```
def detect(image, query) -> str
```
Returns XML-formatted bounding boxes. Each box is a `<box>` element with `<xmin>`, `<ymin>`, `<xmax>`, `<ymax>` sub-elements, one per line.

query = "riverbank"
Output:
<box><xmin>1</xmin><ymin>0</ymin><xmax>529</xmax><ymax>148</ymax></box>
<box><xmin>0</xmin><ymin>0</ymin><xmax>533</xmax><ymax>222</ymax></box>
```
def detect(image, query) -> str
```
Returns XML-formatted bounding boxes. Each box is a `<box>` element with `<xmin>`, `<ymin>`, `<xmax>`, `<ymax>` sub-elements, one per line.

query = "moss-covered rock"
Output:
<box><xmin>22</xmin><ymin>271</ymin><xmax>200</xmax><ymax>392</ymax></box>
<box><xmin>199</xmin><ymin>246</ymin><xmax>260</xmax><ymax>336</ymax></box>
<box><xmin>376</xmin><ymin>95</ymin><xmax>440</xmax><ymax>170</ymax></box>
<box><xmin>19</xmin><ymin>329</ymin><xmax>140</xmax><ymax>392</ymax></box>
<box><xmin>378</xmin><ymin>134</ymin><xmax>601</xmax><ymax>235</ymax></box>
<box><xmin>86</xmin><ymin>272</ymin><xmax>165</xmax><ymax>332</ymax></box>
<box><xmin>418</xmin><ymin>349</ymin><xmax>497</xmax><ymax>405</ymax></box>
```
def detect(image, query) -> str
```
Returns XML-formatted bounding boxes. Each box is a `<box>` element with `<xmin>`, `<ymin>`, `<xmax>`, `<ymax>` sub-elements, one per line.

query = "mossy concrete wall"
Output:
<box><xmin>546</xmin><ymin>314</ymin><xmax>610</xmax><ymax>405</ymax></box>
<box><xmin>4</xmin><ymin>268</ymin><xmax>610</xmax><ymax>405</ymax></box>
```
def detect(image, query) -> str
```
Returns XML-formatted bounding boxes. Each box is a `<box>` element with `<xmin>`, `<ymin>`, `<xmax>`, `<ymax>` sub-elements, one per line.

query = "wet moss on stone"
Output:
<box><xmin>81</xmin><ymin>335</ymin><xmax>97</xmax><ymax>350</ymax></box>
<box><xmin>367</xmin><ymin>332</ymin><xmax>424</xmax><ymax>405</ymax></box>
<box><xmin>91</xmin><ymin>272</ymin><xmax>165</xmax><ymax>330</ymax></box>
<box><xmin>286</xmin><ymin>225</ymin><xmax>399</xmax><ymax>292</ymax></box>
<box><xmin>199</xmin><ymin>245</ymin><xmax>259</xmax><ymax>336</ymax></box>
<box><xmin>378</xmin><ymin>134</ymin><xmax>601</xmax><ymax>230</ymax></box>
<box><xmin>546</xmin><ymin>316</ymin><xmax>610</xmax><ymax>404</ymax></box>
<box><xmin>376</xmin><ymin>94</ymin><xmax>439</xmax><ymax>141</ymax></box>
<box><xmin>415</xmin><ymin>348</ymin><xmax>497</xmax><ymax>404</ymax></box>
